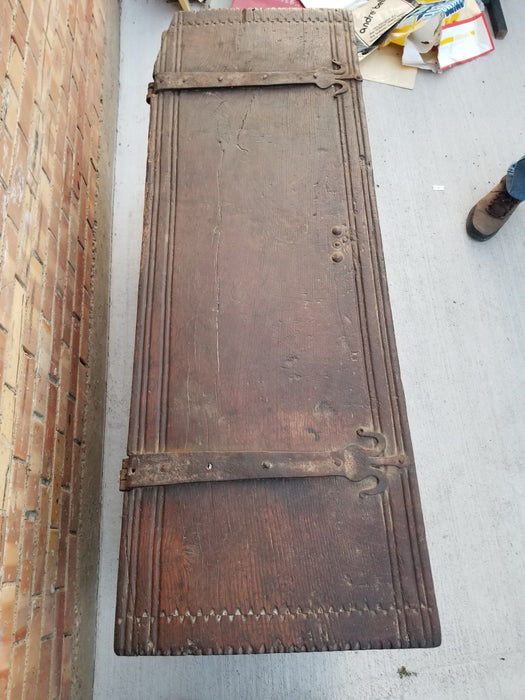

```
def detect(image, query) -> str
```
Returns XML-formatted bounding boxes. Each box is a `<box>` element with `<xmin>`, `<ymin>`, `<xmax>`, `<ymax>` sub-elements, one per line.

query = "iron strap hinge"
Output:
<box><xmin>120</xmin><ymin>429</ymin><xmax>407</xmax><ymax>498</ymax></box>
<box><xmin>148</xmin><ymin>60</ymin><xmax>361</xmax><ymax>101</ymax></box>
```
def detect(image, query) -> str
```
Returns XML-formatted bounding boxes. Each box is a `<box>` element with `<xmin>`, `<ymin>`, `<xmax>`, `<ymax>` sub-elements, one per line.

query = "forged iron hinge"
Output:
<box><xmin>120</xmin><ymin>429</ymin><xmax>407</xmax><ymax>498</ymax></box>
<box><xmin>147</xmin><ymin>60</ymin><xmax>361</xmax><ymax>102</ymax></box>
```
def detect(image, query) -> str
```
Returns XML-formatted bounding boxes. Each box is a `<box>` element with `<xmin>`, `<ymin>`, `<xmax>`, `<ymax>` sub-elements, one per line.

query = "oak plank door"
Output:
<box><xmin>115</xmin><ymin>8</ymin><xmax>440</xmax><ymax>655</ymax></box>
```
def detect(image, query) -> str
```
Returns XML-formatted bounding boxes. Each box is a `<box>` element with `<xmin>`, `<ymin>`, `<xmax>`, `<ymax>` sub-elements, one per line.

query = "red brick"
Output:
<box><xmin>15</xmin><ymin>189</ymin><xmax>36</xmax><ymax>278</ymax></box>
<box><xmin>79</xmin><ymin>286</ymin><xmax>89</xmax><ymax>364</ymax></box>
<box><xmin>50</xmin><ymin>292</ymin><xmax>63</xmax><ymax>379</ymax></box>
<box><xmin>41</xmin><ymin>106</ymin><xmax>57</xmax><ymax>182</ymax></box>
<box><xmin>67</xmin><ymin>0</ymin><xmax>77</xmax><ymax>39</ymax></box>
<box><xmin>56</xmin><ymin>211</ymin><xmax>68</xmax><ymax>294</ymax></box>
<box><xmin>61</xmin><ymin>267</ymin><xmax>73</xmax><ymax>347</ymax></box>
<box><xmin>67</xmin><ymin>193</ymin><xmax>80</xmax><ymax>263</ymax></box>
<box><xmin>66</xmin><ymin>82</ymin><xmax>79</xmax><ymax>151</ymax></box>
<box><xmin>68</xmin><ymin>441</ymin><xmax>81</xmax><ymax>534</ymax></box>
<box><xmin>72</xmin><ymin>127</ymin><xmax>82</xmax><ymax>199</ymax></box>
<box><xmin>86</xmin><ymin>159</ymin><xmax>97</xmax><ymax>227</ymax></box>
<box><xmin>27</xmin><ymin>117</ymin><xmax>44</xmax><ymax>202</ymax></box>
<box><xmin>61</xmin><ymin>142</ymin><xmax>74</xmax><ymax>218</ymax></box>
<box><xmin>11</xmin><ymin>4</ymin><xmax>29</xmax><ymax>56</ymax></box>
<box><xmin>13</xmin><ymin>518</ymin><xmax>34</xmax><ymax>643</ymax></box>
<box><xmin>0</xmin><ymin>216</ymin><xmax>18</xmax><ymax>331</ymax></box>
<box><xmin>77</xmin><ymin>73</ymin><xmax>87</xmax><ymax>141</ymax></box>
<box><xmin>69</xmin><ymin>315</ymin><xmax>80</xmax><ymax>399</ymax></box>
<box><xmin>53</xmin><ymin>6</ymin><xmax>66</xmax><ymax>57</ymax></box>
<box><xmin>0</xmin><ymin>0</ymin><xmax>110</xmax><ymax>690</ymax></box>
<box><xmin>6</xmin><ymin>44</ymin><xmax>24</xmax><ymax>99</ymax></box>
<box><xmin>40</xmin><ymin>587</ymin><xmax>56</xmax><ymax>646</ymax></box>
<box><xmin>0</xmin><ymin>123</ymin><xmax>14</xmax><ymax>189</ymax></box>
<box><xmin>61</xmin><ymin>22</ymin><xmax>74</xmax><ymax>86</ymax></box>
<box><xmin>28</xmin><ymin>0</ymin><xmax>46</xmax><ymax>63</ymax></box>
<box><xmin>36</xmin><ymin>175</ymin><xmax>51</xmax><ymax>265</ymax></box>
<box><xmin>22</xmin><ymin>596</ymin><xmax>42</xmax><ymax>698</ymax></box>
<box><xmin>54</xmin><ymin>94</ymin><xmax>68</xmax><ymax>166</ymax></box>
<box><xmin>7</xmin><ymin>638</ymin><xmax>25</xmax><ymax>700</ymax></box>
<box><xmin>3</xmin><ymin>79</ymin><xmax>20</xmax><ymax>146</ymax></box>
<box><xmin>0</xmin><ymin>3</ymin><xmax>12</xmax><ymax>80</ymax></box>
<box><xmin>41</xmin><ymin>530</ymin><xmax>59</xmax><ymax>638</ymax></box>
<box><xmin>19</xmin><ymin>0</ymin><xmax>33</xmax><ymax>22</ymax></box>
<box><xmin>50</xmin><ymin>431</ymin><xmax>65</xmax><ymax>528</ymax></box>
<box><xmin>31</xmin><ymin>483</ymin><xmax>50</xmax><ymax>596</ymax></box>
<box><xmin>88</xmin><ymin>103</ymin><xmax>100</xmax><ymax>153</ymax></box>
<box><xmin>25</xmin><ymin>468</ymin><xmax>39</xmax><ymax>513</ymax></box>
<box><xmin>13</xmin><ymin>352</ymin><xmax>35</xmax><ymax>461</ymax></box>
<box><xmin>42</xmin><ymin>382</ymin><xmax>57</xmax><ymax>481</ymax></box>
<box><xmin>42</xmin><ymin>232</ymin><xmax>58</xmax><ymax>323</ymax></box>
<box><xmin>48</xmin><ymin>41</ymin><xmax>61</xmax><ymax>108</ymax></box>
<box><xmin>84</xmin><ymin>222</ymin><xmax>93</xmax><ymax>292</ymax></box>
<box><xmin>77</xmin><ymin>177</ymin><xmax>87</xmax><ymax>242</ymax></box>
<box><xmin>63</xmin><ymin>532</ymin><xmax>77</xmax><ymax>633</ymax></box>
<box><xmin>0</xmin><ymin>585</ymin><xmax>16</xmax><ymax>681</ymax></box>
<box><xmin>18</xmin><ymin>51</ymin><xmax>38</xmax><ymax>141</ymax></box>
<box><xmin>6</xmin><ymin>129</ymin><xmax>29</xmax><ymax>224</ymax></box>
<box><xmin>56</xmin><ymin>492</ymin><xmax>70</xmax><ymax>588</ymax></box>
<box><xmin>0</xmin><ymin>512</ymin><xmax>5</xmax><ymax>562</ymax></box>
<box><xmin>22</xmin><ymin>256</ymin><xmax>43</xmax><ymax>356</ymax></box>
<box><xmin>35</xmin><ymin>637</ymin><xmax>51</xmax><ymax>699</ymax></box>
<box><xmin>85</xmin><ymin>0</ymin><xmax>95</xmax><ymax>22</ymax></box>
<box><xmin>48</xmin><ymin>178</ymin><xmax>61</xmax><ymax>241</ymax></box>
<box><xmin>33</xmin><ymin>318</ymin><xmax>51</xmax><ymax>415</ymax></box>
<box><xmin>74</xmin><ymin>361</ymin><xmax>87</xmax><ymax>441</ymax></box>
<box><xmin>49</xmin><ymin>589</ymin><xmax>65</xmax><ymax>700</ymax></box>
<box><xmin>56</xmin><ymin>347</ymin><xmax>71</xmax><ymax>433</ymax></box>
<box><xmin>59</xmin><ymin>633</ymin><xmax>72</xmax><ymax>698</ymax></box>
<box><xmin>62</xmin><ymin>409</ymin><xmax>74</xmax><ymax>487</ymax></box>
<box><xmin>73</xmin><ymin>243</ymin><xmax>84</xmax><ymax>319</ymax></box>
<box><xmin>2</xmin><ymin>460</ymin><xmax>25</xmax><ymax>583</ymax></box>
<box><xmin>0</xmin><ymin>332</ymin><xmax>6</xmax><ymax>391</ymax></box>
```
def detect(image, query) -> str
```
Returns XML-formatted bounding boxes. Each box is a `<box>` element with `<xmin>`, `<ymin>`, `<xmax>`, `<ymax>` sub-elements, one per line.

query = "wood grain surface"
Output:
<box><xmin>115</xmin><ymin>8</ymin><xmax>440</xmax><ymax>655</ymax></box>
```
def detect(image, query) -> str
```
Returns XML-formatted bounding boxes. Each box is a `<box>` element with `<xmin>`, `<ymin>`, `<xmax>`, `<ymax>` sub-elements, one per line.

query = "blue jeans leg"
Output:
<box><xmin>506</xmin><ymin>156</ymin><xmax>525</xmax><ymax>200</ymax></box>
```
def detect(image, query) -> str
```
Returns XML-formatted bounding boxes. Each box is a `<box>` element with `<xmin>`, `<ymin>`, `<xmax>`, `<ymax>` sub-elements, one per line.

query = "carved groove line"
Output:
<box><xmin>330</xmin><ymin>19</ymin><xmax>406</xmax><ymax>647</ymax></box>
<box><xmin>333</xmin><ymin>30</ymin><xmax>378</xmax><ymax>433</ymax></box>
<box><xmin>128</xmin><ymin>639</ymin><xmax>419</xmax><ymax>655</ymax></box>
<box><xmin>355</xmin><ymin>83</ymin><xmax>401</xmax><ymax>453</ymax></box>
<box><xmin>134</xmin><ymin>27</ymin><xmax>166</xmax><ymax>452</ymax></box>
<box><xmin>183</xmin><ymin>17</ymin><xmax>346</xmax><ymax>27</ymax></box>
<box><xmin>337</xmin><ymin>17</ymin><xmax>409</xmax><ymax>642</ymax></box>
<box><xmin>401</xmin><ymin>471</ymin><xmax>434</xmax><ymax>641</ymax></box>
<box><xmin>348</xmin><ymin>76</ymin><xmax>411</xmax><ymax>645</ymax></box>
<box><xmin>151</xmin><ymin>487</ymin><xmax>165</xmax><ymax>651</ymax></box>
<box><xmin>349</xmin><ymin>12</ymin><xmax>435</xmax><ymax>640</ymax></box>
<box><xmin>351</xmin><ymin>13</ymin><xmax>436</xmax><ymax>643</ymax></box>
<box><xmin>124</xmin><ymin>489</ymin><xmax>141</xmax><ymax>654</ymax></box>
<box><xmin>127</xmin><ymin>601</ymin><xmax>433</xmax><ymax>625</ymax></box>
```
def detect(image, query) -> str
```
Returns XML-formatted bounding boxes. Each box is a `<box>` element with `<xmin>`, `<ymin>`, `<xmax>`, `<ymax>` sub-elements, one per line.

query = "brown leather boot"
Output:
<box><xmin>466</xmin><ymin>177</ymin><xmax>521</xmax><ymax>241</ymax></box>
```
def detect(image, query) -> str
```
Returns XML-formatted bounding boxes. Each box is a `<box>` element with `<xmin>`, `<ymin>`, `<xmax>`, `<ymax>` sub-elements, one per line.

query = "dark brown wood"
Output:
<box><xmin>115</xmin><ymin>8</ymin><xmax>440</xmax><ymax>655</ymax></box>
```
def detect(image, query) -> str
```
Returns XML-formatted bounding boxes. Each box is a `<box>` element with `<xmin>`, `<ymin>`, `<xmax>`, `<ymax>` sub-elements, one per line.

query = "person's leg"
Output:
<box><xmin>466</xmin><ymin>157</ymin><xmax>524</xmax><ymax>241</ymax></box>
<box><xmin>506</xmin><ymin>155</ymin><xmax>525</xmax><ymax>200</ymax></box>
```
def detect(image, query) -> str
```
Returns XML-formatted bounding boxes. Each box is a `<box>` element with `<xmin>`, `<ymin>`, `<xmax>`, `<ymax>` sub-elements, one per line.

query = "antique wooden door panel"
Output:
<box><xmin>115</xmin><ymin>8</ymin><xmax>440</xmax><ymax>655</ymax></box>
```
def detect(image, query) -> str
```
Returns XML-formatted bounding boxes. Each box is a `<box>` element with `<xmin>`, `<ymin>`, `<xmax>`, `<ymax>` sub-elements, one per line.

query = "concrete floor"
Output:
<box><xmin>94</xmin><ymin>1</ymin><xmax>525</xmax><ymax>697</ymax></box>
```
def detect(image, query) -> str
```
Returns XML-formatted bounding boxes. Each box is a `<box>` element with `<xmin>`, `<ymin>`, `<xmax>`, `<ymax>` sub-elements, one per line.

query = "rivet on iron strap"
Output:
<box><xmin>150</xmin><ymin>60</ymin><xmax>362</xmax><ymax>99</ymax></box>
<box><xmin>120</xmin><ymin>429</ymin><xmax>407</xmax><ymax>498</ymax></box>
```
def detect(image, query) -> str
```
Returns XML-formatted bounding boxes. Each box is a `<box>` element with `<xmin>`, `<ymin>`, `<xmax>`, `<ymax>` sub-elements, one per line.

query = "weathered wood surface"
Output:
<box><xmin>115</xmin><ymin>8</ymin><xmax>440</xmax><ymax>655</ymax></box>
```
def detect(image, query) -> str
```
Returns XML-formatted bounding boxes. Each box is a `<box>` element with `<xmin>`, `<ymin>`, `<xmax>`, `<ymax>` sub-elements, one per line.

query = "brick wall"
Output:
<box><xmin>0</xmin><ymin>0</ymin><xmax>113</xmax><ymax>697</ymax></box>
